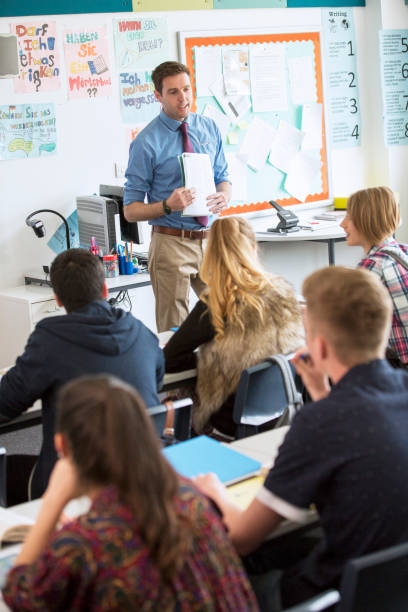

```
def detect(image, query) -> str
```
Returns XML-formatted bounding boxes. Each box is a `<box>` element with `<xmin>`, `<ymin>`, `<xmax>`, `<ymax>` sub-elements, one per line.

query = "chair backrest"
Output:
<box><xmin>0</xmin><ymin>447</ymin><xmax>6</xmax><ymax>507</ymax></box>
<box><xmin>339</xmin><ymin>541</ymin><xmax>408</xmax><ymax>612</ymax></box>
<box><xmin>148</xmin><ymin>398</ymin><xmax>192</xmax><ymax>447</ymax></box>
<box><xmin>233</xmin><ymin>354</ymin><xmax>303</xmax><ymax>438</ymax></box>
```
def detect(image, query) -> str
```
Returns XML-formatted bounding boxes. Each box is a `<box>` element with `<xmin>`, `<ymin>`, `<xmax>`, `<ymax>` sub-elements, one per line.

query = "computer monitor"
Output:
<box><xmin>99</xmin><ymin>184</ymin><xmax>144</xmax><ymax>245</ymax></box>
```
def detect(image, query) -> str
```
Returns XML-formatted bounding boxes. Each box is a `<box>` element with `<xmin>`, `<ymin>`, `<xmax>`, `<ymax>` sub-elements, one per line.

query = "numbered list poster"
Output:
<box><xmin>113</xmin><ymin>16</ymin><xmax>168</xmax><ymax>124</ymax></box>
<box><xmin>379</xmin><ymin>30</ymin><xmax>408</xmax><ymax>146</ymax></box>
<box><xmin>11</xmin><ymin>21</ymin><xmax>61</xmax><ymax>93</ymax></box>
<box><xmin>64</xmin><ymin>26</ymin><xmax>112</xmax><ymax>99</ymax></box>
<box><xmin>322</xmin><ymin>8</ymin><xmax>361</xmax><ymax>148</ymax></box>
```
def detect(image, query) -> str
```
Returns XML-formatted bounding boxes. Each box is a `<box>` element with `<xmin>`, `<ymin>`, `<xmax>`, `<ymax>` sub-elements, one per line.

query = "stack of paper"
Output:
<box><xmin>179</xmin><ymin>153</ymin><xmax>216</xmax><ymax>217</ymax></box>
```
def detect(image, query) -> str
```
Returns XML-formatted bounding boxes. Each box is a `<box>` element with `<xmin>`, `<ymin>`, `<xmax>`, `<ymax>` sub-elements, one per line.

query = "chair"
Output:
<box><xmin>0</xmin><ymin>447</ymin><xmax>6</xmax><ymax>507</ymax></box>
<box><xmin>232</xmin><ymin>354</ymin><xmax>303</xmax><ymax>439</ymax></box>
<box><xmin>148</xmin><ymin>398</ymin><xmax>193</xmax><ymax>447</ymax></box>
<box><xmin>283</xmin><ymin>540</ymin><xmax>408</xmax><ymax>611</ymax></box>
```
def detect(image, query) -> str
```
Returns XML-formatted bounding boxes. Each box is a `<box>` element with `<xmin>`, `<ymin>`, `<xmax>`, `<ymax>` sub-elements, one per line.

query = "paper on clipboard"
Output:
<box><xmin>179</xmin><ymin>153</ymin><xmax>216</xmax><ymax>217</ymax></box>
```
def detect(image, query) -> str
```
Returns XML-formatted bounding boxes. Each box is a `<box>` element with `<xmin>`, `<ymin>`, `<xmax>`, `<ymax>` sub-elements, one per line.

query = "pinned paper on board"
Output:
<box><xmin>226</xmin><ymin>153</ymin><xmax>248</xmax><ymax>203</ymax></box>
<box><xmin>209</xmin><ymin>76</ymin><xmax>251</xmax><ymax>122</ymax></box>
<box><xmin>0</xmin><ymin>103</ymin><xmax>56</xmax><ymax>161</ymax></box>
<box><xmin>222</xmin><ymin>47</ymin><xmax>250</xmax><ymax>96</ymax></box>
<box><xmin>268</xmin><ymin>120</ymin><xmax>305</xmax><ymax>174</ymax></box>
<box><xmin>249</xmin><ymin>44</ymin><xmax>288</xmax><ymax>112</ymax></box>
<box><xmin>202</xmin><ymin>102</ymin><xmax>231</xmax><ymax>139</ymax></box>
<box><xmin>288</xmin><ymin>55</ymin><xmax>317</xmax><ymax>105</ymax></box>
<box><xmin>239</xmin><ymin>116</ymin><xmax>276</xmax><ymax>172</ymax></box>
<box><xmin>285</xmin><ymin>151</ymin><xmax>321</xmax><ymax>202</ymax></box>
<box><xmin>194</xmin><ymin>46</ymin><xmax>222</xmax><ymax>97</ymax></box>
<box><xmin>301</xmin><ymin>103</ymin><xmax>323</xmax><ymax>150</ymax></box>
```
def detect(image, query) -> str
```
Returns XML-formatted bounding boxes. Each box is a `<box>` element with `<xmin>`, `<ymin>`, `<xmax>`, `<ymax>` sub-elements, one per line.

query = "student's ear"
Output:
<box><xmin>316</xmin><ymin>335</ymin><xmax>328</xmax><ymax>363</ymax></box>
<box><xmin>54</xmin><ymin>294</ymin><xmax>63</xmax><ymax>308</ymax></box>
<box><xmin>102</xmin><ymin>282</ymin><xmax>109</xmax><ymax>299</ymax></box>
<box><xmin>54</xmin><ymin>433</ymin><xmax>70</xmax><ymax>459</ymax></box>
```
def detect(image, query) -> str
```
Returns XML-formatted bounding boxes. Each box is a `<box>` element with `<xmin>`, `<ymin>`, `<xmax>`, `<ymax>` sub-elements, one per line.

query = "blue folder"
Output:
<box><xmin>163</xmin><ymin>435</ymin><xmax>262</xmax><ymax>485</ymax></box>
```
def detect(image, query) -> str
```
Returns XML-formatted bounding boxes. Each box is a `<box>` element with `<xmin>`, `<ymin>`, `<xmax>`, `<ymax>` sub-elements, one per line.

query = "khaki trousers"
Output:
<box><xmin>148</xmin><ymin>231</ymin><xmax>207</xmax><ymax>333</ymax></box>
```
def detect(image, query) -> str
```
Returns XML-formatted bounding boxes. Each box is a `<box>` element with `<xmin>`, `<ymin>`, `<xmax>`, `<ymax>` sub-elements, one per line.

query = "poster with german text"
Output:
<box><xmin>64</xmin><ymin>26</ymin><xmax>112</xmax><ymax>99</ymax></box>
<box><xmin>11</xmin><ymin>21</ymin><xmax>61</xmax><ymax>93</ymax></box>
<box><xmin>0</xmin><ymin>103</ymin><xmax>56</xmax><ymax>160</ymax></box>
<box><xmin>113</xmin><ymin>16</ymin><xmax>168</xmax><ymax>124</ymax></box>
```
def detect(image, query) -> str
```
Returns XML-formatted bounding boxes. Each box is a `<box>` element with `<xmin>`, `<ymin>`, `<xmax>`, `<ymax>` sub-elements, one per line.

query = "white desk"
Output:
<box><xmin>229</xmin><ymin>428</ymin><xmax>319</xmax><ymax>539</ymax></box>
<box><xmin>251</xmin><ymin>214</ymin><xmax>346</xmax><ymax>266</ymax></box>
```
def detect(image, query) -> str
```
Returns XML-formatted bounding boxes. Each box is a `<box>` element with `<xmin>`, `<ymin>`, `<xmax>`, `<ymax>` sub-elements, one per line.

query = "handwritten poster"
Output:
<box><xmin>11</xmin><ymin>21</ymin><xmax>61</xmax><ymax>93</ymax></box>
<box><xmin>64</xmin><ymin>26</ymin><xmax>112</xmax><ymax>99</ymax></box>
<box><xmin>322</xmin><ymin>8</ymin><xmax>361</xmax><ymax>148</ymax></box>
<box><xmin>113</xmin><ymin>16</ymin><xmax>168</xmax><ymax>124</ymax></box>
<box><xmin>379</xmin><ymin>30</ymin><xmax>408</xmax><ymax>146</ymax></box>
<box><xmin>0</xmin><ymin>103</ymin><xmax>56</xmax><ymax>160</ymax></box>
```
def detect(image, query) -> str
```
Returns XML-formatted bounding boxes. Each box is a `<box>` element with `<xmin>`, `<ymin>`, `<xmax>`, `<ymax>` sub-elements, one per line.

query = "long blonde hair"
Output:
<box><xmin>200</xmin><ymin>216</ymin><xmax>270</xmax><ymax>339</ymax></box>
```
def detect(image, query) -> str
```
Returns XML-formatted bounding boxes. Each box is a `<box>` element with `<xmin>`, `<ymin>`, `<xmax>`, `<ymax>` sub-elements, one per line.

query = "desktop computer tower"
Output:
<box><xmin>76</xmin><ymin>185</ymin><xmax>143</xmax><ymax>253</ymax></box>
<box><xmin>76</xmin><ymin>195</ymin><xmax>119</xmax><ymax>253</ymax></box>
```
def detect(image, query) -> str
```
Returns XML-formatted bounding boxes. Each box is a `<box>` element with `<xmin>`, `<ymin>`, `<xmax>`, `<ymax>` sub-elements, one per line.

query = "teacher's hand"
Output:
<box><xmin>167</xmin><ymin>187</ymin><xmax>196</xmax><ymax>211</ymax></box>
<box><xmin>206</xmin><ymin>191</ymin><xmax>228</xmax><ymax>215</ymax></box>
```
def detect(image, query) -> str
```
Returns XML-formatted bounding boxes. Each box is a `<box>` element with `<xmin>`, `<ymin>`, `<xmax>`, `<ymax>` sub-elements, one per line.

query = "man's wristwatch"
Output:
<box><xmin>162</xmin><ymin>199</ymin><xmax>172</xmax><ymax>215</ymax></box>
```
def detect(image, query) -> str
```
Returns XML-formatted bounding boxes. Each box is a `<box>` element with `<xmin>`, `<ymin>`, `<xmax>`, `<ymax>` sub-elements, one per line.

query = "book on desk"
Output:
<box><xmin>163</xmin><ymin>435</ymin><xmax>262</xmax><ymax>486</ymax></box>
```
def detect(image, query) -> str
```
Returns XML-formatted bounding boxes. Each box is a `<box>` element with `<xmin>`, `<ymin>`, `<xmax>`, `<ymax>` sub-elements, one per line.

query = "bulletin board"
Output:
<box><xmin>179</xmin><ymin>29</ymin><xmax>330</xmax><ymax>216</ymax></box>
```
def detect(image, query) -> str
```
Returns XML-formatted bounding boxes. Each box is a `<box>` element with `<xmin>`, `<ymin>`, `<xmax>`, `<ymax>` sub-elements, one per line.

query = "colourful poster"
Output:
<box><xmin>0</xmin><ymin>103</ymin><xmax>56</xmax><ymax>160</ymax></box>
<box><xmin>64</xmin><ymin>26</ymin><xmax>112</xmax><ymax>99</ymax></box>
<box><xmin>113</xmin><ymin>16</ymin><xmax>168</xmax><ymax>124</ymax></box>
<box><xmin>322</xmin><ymin>8</ymin><xmax>361</xmax><ymax>148</ymax></box>
<box><xmin>11</xmin><ymin>21</ymin><xmax>61</xmax><ymax>93</ymax></box>
<box><xmin>379</xmin><ymin>30</ymin><xmax>408</xmax><ymax>146</ymax></box>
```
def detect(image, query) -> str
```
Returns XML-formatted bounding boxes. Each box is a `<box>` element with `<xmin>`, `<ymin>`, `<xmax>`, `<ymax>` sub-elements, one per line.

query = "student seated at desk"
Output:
<box><xmin>340</xmin><ymin>186</ymin><xmax>408</xmax><ymax>366</ymax></box>
<box><xmin>2</xmin><ymin>375</ymin><xmax>258</xmax><ymax>611</ymax></box>
<box><xmin>195</xmin><ymin>267</ymin><xmax>408</xmax><ymax>610</ymax></box>
<box><xmin>164</xmin><ymin>216</ymin><xmax>303</xmax><ymax>438</ymax></box>
<box><xmin>0</xmin><ymin>249</ymin><xmax>164</xmax><ymax>504</ymax></box>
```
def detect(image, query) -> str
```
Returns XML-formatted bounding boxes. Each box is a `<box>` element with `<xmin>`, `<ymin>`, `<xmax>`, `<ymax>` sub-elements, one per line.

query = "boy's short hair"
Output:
<box><xmin>302</xmin><ymin>266</ymin><xmax>392</xmax><ymax>366</ymax></box>
<box><xmin>151</xmin><ymin>61</ymin><xmax>190</xmax><ymax>94</ymax></box>
<box><xmin>347</xmin><ymin>186</ymin><xmax>399</xmax><ymax>246</ymax></box>
<box><xmin>50</xmin><ymin>249</ymin><xmax>105</xmax><ymax>313</ymax></box>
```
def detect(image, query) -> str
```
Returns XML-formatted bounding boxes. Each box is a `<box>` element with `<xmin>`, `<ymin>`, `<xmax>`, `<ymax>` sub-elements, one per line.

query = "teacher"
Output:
<box><xmin>124</xmin><ymin>61</ymin><xmax>231</xmax><ymax>333</ymax></box>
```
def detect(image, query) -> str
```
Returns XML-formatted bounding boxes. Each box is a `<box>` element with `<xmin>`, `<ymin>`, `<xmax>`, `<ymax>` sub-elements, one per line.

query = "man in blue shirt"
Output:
<box><xmin>124</xmin><ymin>61</ymin><xmax>231</xmax><ymax>332</ymax></box>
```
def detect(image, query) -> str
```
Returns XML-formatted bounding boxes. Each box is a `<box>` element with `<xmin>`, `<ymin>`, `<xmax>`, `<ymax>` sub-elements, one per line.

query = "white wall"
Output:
<box><xmin>0</xmin><ymin>2</ymin><xmax>405</xmax><ymax>295</ymax></box>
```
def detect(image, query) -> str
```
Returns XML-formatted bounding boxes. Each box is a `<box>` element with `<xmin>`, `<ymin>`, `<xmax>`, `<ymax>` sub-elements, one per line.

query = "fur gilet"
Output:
<box><xmin>194</xmin><ymin>276</ymin><xmax>304</xmax><ymax>433</ymax></box>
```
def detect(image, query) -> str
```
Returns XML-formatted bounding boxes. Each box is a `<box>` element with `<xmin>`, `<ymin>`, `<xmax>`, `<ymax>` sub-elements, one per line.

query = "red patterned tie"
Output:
<box><xmin>180</xmin><ymin>121</ymin><xmax>208</xmax><ymax>227</ymax></box>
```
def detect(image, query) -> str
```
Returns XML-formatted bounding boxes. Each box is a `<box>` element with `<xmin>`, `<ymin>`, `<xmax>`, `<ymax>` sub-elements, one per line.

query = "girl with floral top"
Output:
<box><xmin>3</xmin><ymin>375</ymin><xmax>258</xmax><ymax>612</ymax></box>
<box><xmin>340</xmin><ymin>186</ymin><xmax>408</xmax><ymax>365</ymax></box>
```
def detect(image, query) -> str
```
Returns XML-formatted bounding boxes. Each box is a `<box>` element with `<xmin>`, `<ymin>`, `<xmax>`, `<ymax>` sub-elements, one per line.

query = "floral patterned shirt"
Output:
<box><xmin>3</xmin><ymin>482</ymin><xmax>258</xmax><ymax>612</ymax></box>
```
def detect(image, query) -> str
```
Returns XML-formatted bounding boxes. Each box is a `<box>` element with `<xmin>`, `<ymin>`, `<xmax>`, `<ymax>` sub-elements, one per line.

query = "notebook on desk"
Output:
<box><xmin>163</xmin><ymin>435</ymin><xmax>262</xmax><ymax>485</ymax></box>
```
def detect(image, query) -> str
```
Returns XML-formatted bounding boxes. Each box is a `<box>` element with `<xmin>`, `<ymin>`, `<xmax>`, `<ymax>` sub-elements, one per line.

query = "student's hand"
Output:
<box><xmin>43</xmin><ymin>458</ymin><xmax>82</xmax><ymax>509</ymax></box>
<box><xmin>206</xmin><ymin>191</ymin><xmax>228</xmax><ymax>215</ymax></box>
<box><xmin>194</xmin><ymin>472</ymin><xmax>228</xmax><ymax>505</ymax></box>
<box><xmin>167</xmin><ymin>187</ymin><xmax>196</xmax><ymax>211</ymax></box>
<box><xmin>292</xmin><ymin>349</ymin><xmax>331</xmax><ymax>402</ymax></box>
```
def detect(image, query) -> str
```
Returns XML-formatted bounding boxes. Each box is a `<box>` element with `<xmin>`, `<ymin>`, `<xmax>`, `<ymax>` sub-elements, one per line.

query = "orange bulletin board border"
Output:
<box><xmin>182</xmin><ymin>31</ymin><xmax>329</xmax><ymax>216</ymax></box>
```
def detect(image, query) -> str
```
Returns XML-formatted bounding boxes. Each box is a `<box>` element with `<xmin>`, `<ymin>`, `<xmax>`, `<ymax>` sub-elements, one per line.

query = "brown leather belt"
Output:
<box><xmin>152</xmin><ymin>225</ymin><xmax>209</xmax><ymax>240</ymax></box>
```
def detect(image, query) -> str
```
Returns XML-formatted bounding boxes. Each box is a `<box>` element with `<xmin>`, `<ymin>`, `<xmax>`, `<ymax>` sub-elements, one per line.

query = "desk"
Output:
<box><xmin>228</xmin><ymin>428</ymin><xmax>319</xmax><ymax>539</ymax></box>
<box><xmin>251</xmin><ymin>215</ymin><xmax>346</xmax><ymax>266</ymax></box>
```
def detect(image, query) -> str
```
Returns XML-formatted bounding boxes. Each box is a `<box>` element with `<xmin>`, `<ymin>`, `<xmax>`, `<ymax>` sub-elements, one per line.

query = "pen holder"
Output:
<box><xmin>118</xmin><ymin>255</ymin><xmax>126</xmax><ymax>275</ymax></box>
<box><xmin>125</xmin><ymin>260</ymin><xmax>134</xmax><ymax>275</ymax></box>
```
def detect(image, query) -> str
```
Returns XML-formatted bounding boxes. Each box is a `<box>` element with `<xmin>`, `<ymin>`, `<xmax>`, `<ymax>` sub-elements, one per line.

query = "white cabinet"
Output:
<box><xmin>0</xmin><ymin>285</ymin><xmax>64</xmax><ymax>369</ymax></box>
